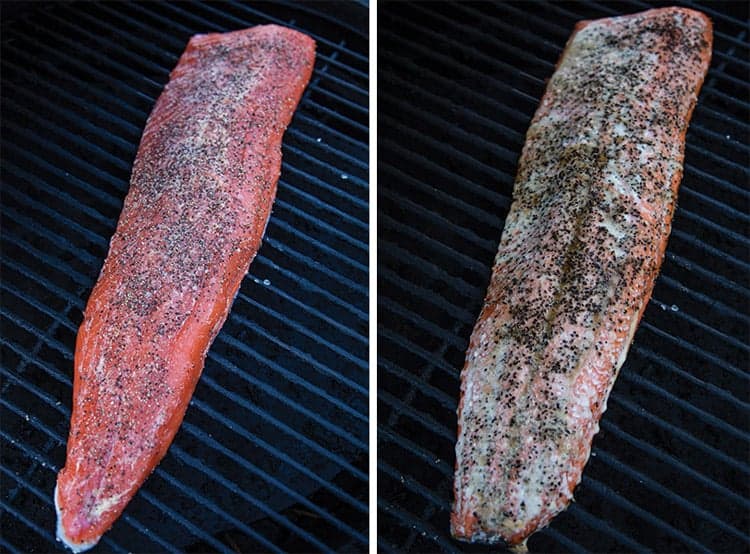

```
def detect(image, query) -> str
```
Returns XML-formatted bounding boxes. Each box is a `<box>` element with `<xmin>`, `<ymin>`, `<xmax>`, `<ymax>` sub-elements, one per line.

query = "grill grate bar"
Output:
<box><xmin>3</xmin><ymin>184</ymin><xmax>107</xmax><ymax>252</ymax></box>
<box><xmin>392</xmin><ymin>3</ymin><xmax>748</xmax><ymax>127</ymax></box>
<box><xmin>680</xmin><ymin>183</ymin><xmax>750</xmax><ymax>223</ymax></box>
<box><xmin>660</xmin><ymin>274</ymin><xmax>748</xmax><ymax>324</ymax></box>
<box><xmin>611</xmin><ymin>394</ymin><xmax>749</xmax><ymax>475</ymax></box>
<box><xmin>3</xmin><ymin>95</ymin><xmax>131</xmax><ymax>171</ymax></box>
<box><xmin>274</xmin><ymin>197</ymin><xmax>367</xmax><ymax>252</ymax></box>
<box><xmin>159</xmin><ymin>448</ymin><xmax>320</xmax><ymax>552</ymax></box>
<box><xmin>236</xmin><ymin>294</ymin><xmax>367</xmax><ymax>371</ymax></box>
<box><xmin>147</xmin><ymin>1</ymin><xmax>369</xmax><ymax>102</ymax></box>
<box><xmin>0</xmin><ymin>378</ymin><xmax>321</xmax><ymax>552</ymax></box>
<box><xmin>379</xmin><ymin>301</ymin><xmax>748</xmax><ymax>467</ymax></box>
<box><xmin>239</xmin><ymin>286</ymin><xmax>366</xmax><ymax>344</ymax></box>
<box><xmin>200</xmin><ymin>368</ymin><xmax>367</xmax><ymax>480</ymax></box>
<box><xmin>379</xmin><ymin>21</ymin><xmax>749</xmax><ymax>188</ymax></box>
<box><xmin>378</xmin><ymin>306</ymin><xmax>748</xmax><ymax>475</ymax></box>
<box><xmin>666</xmin><ymin>250</ymin><xmax>749</xmax><ymax>301</ymax></box>
<box><xmin>255</xmin><ymin>255</ymin><xmax>366</xmax><ymax>320</ymax></box>
<box><xmin>211</xmin><ymin>338</ymin><xmax>366</xmax><ymax>438</ymax></box>
<box><xmin>2</xmin><ymin>332</ymin><xmax>366</xmax><ymax>486</ymax></box>
<box><xmin>382</xmin><ymin>238</ymin><xmax>747</xmax><ymax>392</ymax></box>
<box><xmin>379</xmin><ymin>356</ymin><xmax>453</xmax><ymax>410</ymax></box>
<box><xmin>5</xmin><ymin>22</ymin><xmax>369</xmax><ymax>177</ymax></box>
<box><xmin>225</xmin><ymin>0</ymin><xmax>367</xmax><ymax>64</ymax></box>
<box><xmin>265</xmin><ymin>236</ymin><xmax>367</xmax><ymax>295</ymax></box>
<box><xmin>101</xmin><ymin>1</ymin><xmax>368</xmax><ymax>94</ymax></box>
<box><xmin>378</xmin><ymin>500</ymin><xmax>458</xmax><ymax>554</ymax></box>
<box><xmin>380</xmin><ymin>98</ymin><xmax>519</xmax><ymax>167</ymax></box>
<box><xmin>1</xmin><ymin>59</ymin><xmax>139</xmax><ymax>137</ymax></box>
<box><xmin>631</xmin><ymin>343</ymin><xmax>749</xmax><ymax>411</ymax></box>
<box><xmin>678</xmin><ymin>207</ymin><xmax>749</xmax><ymax>247</ymax></box>
<box><xmin>581</xmin><ymin>476</ymin><xmax>712</xmax><ymax>554</ymax></box>
<box><xmin>491</xmin><ymin>0</ymin><xmax>749</xmax><ymax>92</ymax></box>
<box><xmin>378</xmin><ymin>326</ymin><xmax>461</xmax><ymax>381</ymax></box>
<box><xmin>179</xmin><ymin>422</ymin><xmax>368</xmax><ymax>546</ymax></box>
<box><xmin>600</xmin><ymin>419</ymin><xmax>750</xmax><ymax>510</ymax></box>
<box><xmin>378</xmin><ymin>425</ymin><xmax>453</xmax><ymax>476</ymax></box>
<box><xmin>284</xmin><ymin>140</ymin><xmax>367</xmax><ymax>186</ymax></box>
<box><xmin>379</xmin><ymin>390</ymin><xmax>453</xmax><ymax>442</ymax></box>
<box><xmin>380</xmin><ymin>412</ymin><xmax>744</xmax><ymax>547</ymax></box>
<box><xmin>276</xmin><ymin>0</ymin><xmax>366</xmax><ymax>40</ymax></box>
<box><xmin>4</xmin><ymin>118</ymin><xmax>370</xmax><ymax>300</ymax></box>
<box><xmin>3</xmin><ymin>120</ymin><xmax>126</xmax><ymax>194</ymax></box>
<box><xmin>381</xmin><ymin>108</ymin><xmax>748</xmax><ymax>259</ymax></box>
<box><xmin>283</xmin><ymin>162</ymin><xmax>368</xmax><ymax>211</ymax></box>
<box><xmin>379</xmin><ymin>137</ymin><xmax>510</xmax><ymax>212</ymax></box>
<box><xmin>639</xmin><ymin>319</ymin><xmax>748</xmax><ymax>381</ymax></box>
<box><xmin>225</xmin><ymin>310</ymin><xmax>367</xmax><ymax>397</ymax></box>
<box><xmin>648</xmin><ymin>295</ymin><xmax>748</xmax><ymax>352</ymax></box>
<box><xmin>565</xmin><ymin>503</ymin><xmax>650</xmax><ymax>553</ymax></box>
<box><xmin>380</xmin><ymin>217</ymin><xmax>746</xmax><ymax>369</ymax></box>
<box><xmin>1</xmin><ymin>138</ymin><xmax>120</xmax><ymax>210</ymax></box>
<box><xmin>1</xmin><ymin>206</ymin><xmax>369</xmax><ymax>402</ymax></box>
<box><xmin>0</xmin><ymin>537</ymin><xmax>20</xmax><ymax>554</ymax></box>
<box><xmin>594</xmin><ymin>448</ymin><xmax>747</xmax><ymax>541</ymax></box>
<box><xmin>3</xmin><ymin>160</ymin><xmax>116</xmax><ymax>228</ymax></box>
<box><xmin>1</xmin><ymin>252</ymin><xmax>368</xmax><ymax>454</ymax></box>
<box><xmin>380</xmin><ymin>250</ymin><xmax>748</xmax><ymax>406</ymax></box>
<box><xmin>3</xmin><ymin>161</ymin><xmax>367</xmax><ymax>338</ymax></box>
<box><xmin>0</xmin><ymin>423</ymin><xmax>235</xmax><ymax>554</ymax></box>
<box><xmin>0</xmin><ymin>498</ymin><xmax>61</xmax><ymax>551</ymax></box>
<box><xmin>0</xmin><ymin>464</ymin><xmax>171</xmax><ymax>554</ymax></box>
<box><xmin>190</xmin><ymin>397</ymin><xmax>367</xmax><ymax>512</ymax></box>
<box><xmin>3</xmin><ymin>60</ymin><xmax>367</xmax><ymax>215</ymax></box>
<box><xmin>380</xmin><ymin>211</ymin><xmax>489</xmax><ymax>274</ymax></box>
<box><xmin>619</xmin><ymin>370</ymin><xmax>749</xmax><ymax>442</ymax></box>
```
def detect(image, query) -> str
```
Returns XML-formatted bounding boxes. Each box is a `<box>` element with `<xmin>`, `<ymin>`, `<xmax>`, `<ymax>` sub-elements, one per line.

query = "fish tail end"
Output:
<box><xmin>54</xmin><ymin>483</ymin><xmax>100</xmax><ymax>554</ymax></box>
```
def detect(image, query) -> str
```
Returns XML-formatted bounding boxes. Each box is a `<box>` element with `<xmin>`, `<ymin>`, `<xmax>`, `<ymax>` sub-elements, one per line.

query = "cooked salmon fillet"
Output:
<box><xmin>54</xmin><ymin>25</ymin><xmax>315</xmax><ymax>552</ymax></box>
<box><xmin>451</xmin><ymin>7</ymin><xmax>712</xmax><ymax>546</ymax></box>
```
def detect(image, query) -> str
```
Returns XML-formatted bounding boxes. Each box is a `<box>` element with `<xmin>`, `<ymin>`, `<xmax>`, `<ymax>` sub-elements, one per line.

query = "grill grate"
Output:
<box><xmin>378</xmin><ymin>1</ymin><xmax>749</xmax><ymax>552</ymax></box>
<box><xmin>1</xmin><ymin>1</ymin><xmax>368</xmax><ymax>552</ymax></box>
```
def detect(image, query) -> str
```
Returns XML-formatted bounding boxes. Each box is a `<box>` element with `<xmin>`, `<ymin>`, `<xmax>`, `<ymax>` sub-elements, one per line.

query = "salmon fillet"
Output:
<box><xmin>451</xmin><ymin>7</ymin><xmax>712</xmax><ymax>546</ymax></box>
<box><xmin>54</xmin><ymin>25</ymin><xmax>315</xmax><ymax>552</ymax></box>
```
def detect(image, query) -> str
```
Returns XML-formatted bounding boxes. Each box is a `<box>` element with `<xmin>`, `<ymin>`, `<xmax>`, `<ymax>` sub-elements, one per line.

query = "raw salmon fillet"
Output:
<box><xmin>451</xmin><ymin>7</ymin><xmax>712</xmax><ymax>546</ymax></box>
<box><xmin>54</xmin><ymin>25</ymin><xmax>315</xmax><ymax>552</ymax></box>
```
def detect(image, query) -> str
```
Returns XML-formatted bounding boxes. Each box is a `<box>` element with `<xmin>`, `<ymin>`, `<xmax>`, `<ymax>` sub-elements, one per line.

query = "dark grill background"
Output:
<box><xmin>1</xmin><ymin>2</ymin><xmax>367</xmax><ymax>552</ymax></box>
<box><xmin>378</xmin><ymin>1</ymin><xmax>748</xmax><ymax>552</ymax></box>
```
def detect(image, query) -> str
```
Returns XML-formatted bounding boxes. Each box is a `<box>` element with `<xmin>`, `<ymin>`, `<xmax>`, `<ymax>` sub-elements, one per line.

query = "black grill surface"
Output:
<box><xmin>378</xmin><ymin>1</ymin><xmax>748</xmax><ymax>552</ymax></box>
<box><xmin>1</xmin><ymin>2</ymin><xmax>367</xmax><ymax>552</ymax></box>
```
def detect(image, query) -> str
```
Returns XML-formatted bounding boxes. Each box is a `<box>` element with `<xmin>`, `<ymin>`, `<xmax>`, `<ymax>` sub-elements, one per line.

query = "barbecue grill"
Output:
<box><xmin>378</xmin><ymin>1</ymin><xmax>748</xmax><ymax>552</ymax></box>
<box><xmin>1</xmin><ymin>2</ymin><xmax>367</xmax><ymax>552</ymax></box>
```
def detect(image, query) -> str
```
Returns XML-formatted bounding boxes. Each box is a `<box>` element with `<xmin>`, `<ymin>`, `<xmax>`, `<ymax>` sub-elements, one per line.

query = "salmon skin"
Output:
<box><xmin>54</xmin><ymin>25</ymin><xmax>315</xmax><ymax>552</ymax></box>
<box><xmin>451</xmin><ymin>7</ymin><xmax>712</xmax><ymax>546</ymax></box>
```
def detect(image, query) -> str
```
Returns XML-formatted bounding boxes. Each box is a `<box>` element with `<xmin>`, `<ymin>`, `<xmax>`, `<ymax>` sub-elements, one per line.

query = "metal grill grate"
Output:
<box><xmin>0</xmin><ymin>1</ymin><xmax>367</xmax><ymax>552</ymax></box>
<box><xmin>378</xmin><ymin>1</ymin><xmax>749</xmax><ymax>552</ymax></box>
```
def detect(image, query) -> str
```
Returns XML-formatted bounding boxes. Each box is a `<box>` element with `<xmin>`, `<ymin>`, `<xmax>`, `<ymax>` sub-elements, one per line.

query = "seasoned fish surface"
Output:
<box><xmin>55</xmin><ymin>25</ymin><xmax>315</xmax><ymax>552</ymax></box>
<box><xmin>451</xmin><ymin>7</ymin><xmax>712</xmax><ymax>546</ymax></box>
